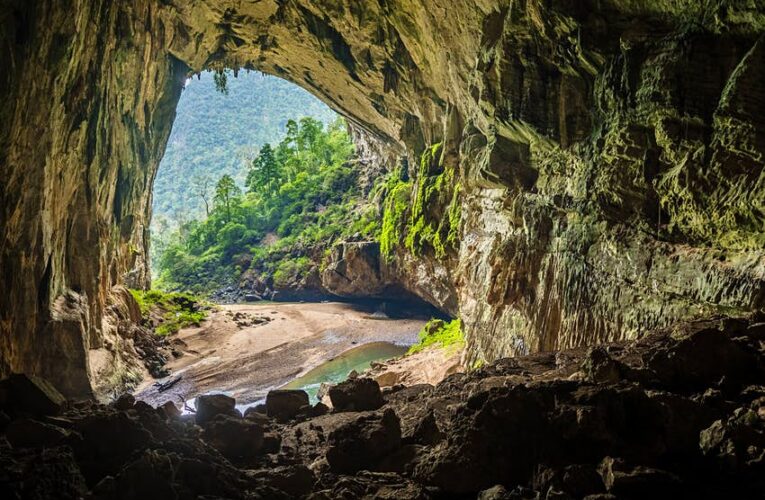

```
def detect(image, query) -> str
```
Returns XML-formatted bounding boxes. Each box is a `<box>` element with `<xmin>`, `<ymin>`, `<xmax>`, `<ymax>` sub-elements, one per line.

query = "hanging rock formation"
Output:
<box><xmin>1</xmin><ymin>0</ymin><xmax>764</xmax><ymax>396</ymax></box>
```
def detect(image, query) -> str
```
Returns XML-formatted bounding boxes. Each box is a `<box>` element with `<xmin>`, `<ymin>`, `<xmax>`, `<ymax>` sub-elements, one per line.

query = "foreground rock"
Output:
<box><xmin>266</xmin><ymin>389</ymin><xmax>309</xmax><ymax>422</ymax></box>
<box><xmin>1</xmin><ymin>315</ymin><xmax>764</xmax><ymax>498</ymax></box>
<box><xmin>328</xmin><ymin>378</ymin><xmax>384</xmax><ymax>412</ymax></box>
<box><xmin>0</xmin><ymin>374</ymin><xmax>65</xmax><ymax>416</ymax></box>
<box><xmin>195</xmin><ymin>394</ymin><xmax>240</xmax><ymax>425</ymax></box>
<box><xmin>202</xmin><ymin>415</ymin><xmax>264</xmax><ymax>460</ymax></box>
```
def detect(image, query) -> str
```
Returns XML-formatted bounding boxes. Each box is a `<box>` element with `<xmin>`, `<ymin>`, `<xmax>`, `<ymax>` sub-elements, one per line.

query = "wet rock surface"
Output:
<box><xmin>1</xmin><ymin>315</ymin><xmax>764</xmax><ymax>498</ymax></box>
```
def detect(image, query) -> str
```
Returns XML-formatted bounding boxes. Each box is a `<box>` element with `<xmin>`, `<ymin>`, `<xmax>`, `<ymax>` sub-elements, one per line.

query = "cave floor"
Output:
<box><xmin>134</xmin><ymin>302</ymin><xmax>425</xmax><ymax>408</ymax></box>
<box><xmin>1</xmin><ymin>313</ymin><xmax>764</xmax><ymax>498</ymax></box>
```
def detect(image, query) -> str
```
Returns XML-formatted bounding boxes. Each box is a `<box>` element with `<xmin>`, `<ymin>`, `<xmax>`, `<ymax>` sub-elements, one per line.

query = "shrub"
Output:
<box><xmin>407</xmin><ymin>318</ymin><xmax>464</xmax><ymax>355</ymax></box>
<box><xmin>129</xmin><ymin>289</ymin><xmax>209</xmax><ymax>336</ymax></box>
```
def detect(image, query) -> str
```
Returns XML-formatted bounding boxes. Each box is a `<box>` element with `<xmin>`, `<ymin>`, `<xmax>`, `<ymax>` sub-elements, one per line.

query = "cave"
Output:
<box><xmin>1</xmin><ymin>1</ymin><xmax>764</xmax><ymax>497</ymax></box>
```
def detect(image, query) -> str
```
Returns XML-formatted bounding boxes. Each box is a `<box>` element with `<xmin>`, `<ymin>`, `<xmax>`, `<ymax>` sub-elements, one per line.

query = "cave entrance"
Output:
<box><xmin>149</xmin><ymin>69</ymin><xmax>337</xmax><ymax>287</ymax></box>
<box><xmin>138</xmin><ymin>70</ymin><xmax>442</xmax><ymax>410</ymax></box>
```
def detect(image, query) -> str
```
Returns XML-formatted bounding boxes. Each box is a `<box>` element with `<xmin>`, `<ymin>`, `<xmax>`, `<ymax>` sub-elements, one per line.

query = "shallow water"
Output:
<box><xmin>283</xmin><ymin>341</ymin><xmax>408</xmax><ymax>402</ymax></box>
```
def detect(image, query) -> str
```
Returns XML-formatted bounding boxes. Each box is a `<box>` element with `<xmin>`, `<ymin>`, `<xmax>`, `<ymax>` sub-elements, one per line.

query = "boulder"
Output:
<box><xmin>113</xmin><ymin>393</ymin><xmax>135</xmax><ymax>411</ymax></box>
<box><xmin>406</xmin><ymin>410</ymin><xmax>444</xmax><ymax>445</ymax></box>
<box><xmin>243</xmin><ymin>408</ymin><xmax>271</xmax><ymax>425</ymax></box>
<box><xmin>533</xmin><ymin>464</ymin><xmax>605</xmax><ymax>498</ymax></box>
<box><xmin>700</xmin><ymin>403</ymin><xmax>765</xmax><ymax>474</ymax></box>
<box><xmin>561</xmin><ymin>464</ymin><xmax>607</xmax><ymax>498</ymax></box>
<box><xmin>265</xmin><ymin>389</ymin><xmax>309</xmax><ymax>422</ymax></box>
<box><xmin>328</xmin><ymin>377</ymin><xmax>384</xmax><ymax>412</ymax></box>
<box><xmin>261</xmin><ymin>432</ymin><xmax>282</xmax><ymax>454</ymax></box>
<box><xmin>244</xmin><ymin>403</ymin><xmax>268</xmax><ymax>416</ymax></box>
<box><xmin>246</xmin><ymin>465</ymin><xmax>314</xmax><ymax>497</ymax></box>
<box><xmin>477</xmin><ymin>485</ymin><xmax>513</xmax><ymax>499</ymax></box>
<box><xmin>159</xmin><ymin>401</ymin><xmax>181</xmax><ymax>419</ymax></box>
<box><xmin>645</xmin><ymin>329</ymin><xmax>760</xmax><ymax>391</ymax></box>
<box><xmin>581</xmin><ymin>347</ymin><xmax>622</xmax><ymax>384</ymax></box>
<box><xmin>5</xmin><ymin>418</ymin><xmax>70</xmax><ymax>448</ymax></box>
<box><xmin>317</xmin><ymin>382</ymin><xmax>333</xmax><ymax>406</ymax></box>
<box><xmin>91</xmin><ymin>450</ymin><xmax>177</xmax><ymax>500</ymax></box>
<box><xmin>201</xmin><ymin>414</ymin><xmax>264</xmax><ymax>459</ymax></box>
<box><xmin>0</xmin><ymin>374</ymin><xmax>66</xmax><ymax>416</ymax></box>
<box><xmin>4</xmin><ymin>445</ymin><xmax>89</xmax><ymax>499</ymax></box>
<box><xmin>309</xmin><ymin>402</ymin><xmax>329</xmax><ymax>417</ymax></box>
<box><xmin>598</xmin><ymin>457</ymin><xmax>681</xmax><ymax>499</ymax></box>
<box><xmin>194</xmin><ymin>394</ymin><xmax>239</xmax><ymax>425</ymax></box>
<box><xmin>326</xmin><ymin>408</ymin><xmax>402</xmax><ymax>473</ymax></box>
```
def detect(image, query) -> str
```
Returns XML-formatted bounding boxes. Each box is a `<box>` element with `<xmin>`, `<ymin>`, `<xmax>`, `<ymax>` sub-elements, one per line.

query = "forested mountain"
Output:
<box><xmin>151</xmin><ymin>71</ymin><xmax>336</xmax><ymax>229</ymax></box>
<box><xmin>154</xmin><ymin>116</ymin><xmax>381</xmax><ymax>296</ymax></box>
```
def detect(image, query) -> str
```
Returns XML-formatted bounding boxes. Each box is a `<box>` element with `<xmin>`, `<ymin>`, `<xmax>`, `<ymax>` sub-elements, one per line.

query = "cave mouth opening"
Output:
<box><xmin>148</xmin><ymin>68</ymin><xmax>338</xmax><ymax>290</ymax></box>
<box><xmin>138</xmin><ymin>69</ymin><xmax>446</xmax><ymax>409</ymax></box>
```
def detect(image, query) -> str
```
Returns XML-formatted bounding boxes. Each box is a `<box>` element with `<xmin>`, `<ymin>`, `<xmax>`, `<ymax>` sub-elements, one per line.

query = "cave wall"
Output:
<box><xmin>0</xmin><ymin>0</ymin><xmax>187</xmax><ymax>398</ymax></box>
<box><xmin>0</xmin><ymin>0</ymin><xmax>763</xmax><ymax>397</ymax></box>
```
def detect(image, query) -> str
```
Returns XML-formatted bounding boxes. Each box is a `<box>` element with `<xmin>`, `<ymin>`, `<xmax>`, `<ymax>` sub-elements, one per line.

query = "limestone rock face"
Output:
<box><xmin>1</xmin><ymin>0</ymin><xmax>764</xmax><ymax>396</ymax></box>
<box><xmin>321</xmin><ymin>242</ymin><xmax>392</xmax><ymax>298</ymax></box>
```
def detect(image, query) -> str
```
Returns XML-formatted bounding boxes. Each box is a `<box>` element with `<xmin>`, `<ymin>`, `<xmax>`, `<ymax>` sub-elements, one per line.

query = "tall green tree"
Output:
<box><xmin>214</xmin><ymin>174</ymin><xmax>241</xmax><ymax>223</ymax></box>
<box><xmin>246</xmin><ymin>143</ymin><xmax>280</xmax><ymax>197</ymax></box>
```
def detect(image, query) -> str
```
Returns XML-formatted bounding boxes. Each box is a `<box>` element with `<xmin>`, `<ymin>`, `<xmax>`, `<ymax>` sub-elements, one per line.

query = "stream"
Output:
<box><xmin>282</xmin><ymin>341</ymin><xmax>408</xmax><ymax>402</ymax></box>
<box><xmin>135</xmin><ymin>301</ymin><xmax>429</xmax><ymax>413</ymax></box>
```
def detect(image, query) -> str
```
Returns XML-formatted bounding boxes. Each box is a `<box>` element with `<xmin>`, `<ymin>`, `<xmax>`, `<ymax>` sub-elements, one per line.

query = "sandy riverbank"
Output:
<box><xmin>135</xmin><ymin>302</ymin><xmax>426</xmax><ymax>408</ymax></box>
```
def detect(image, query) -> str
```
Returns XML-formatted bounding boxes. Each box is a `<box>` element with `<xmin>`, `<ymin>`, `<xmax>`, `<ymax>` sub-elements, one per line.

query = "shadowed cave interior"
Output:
<box><xmin>0</xmin><ymin>1</ymin><xmax>764</xmax><ymax>498</ymax></box>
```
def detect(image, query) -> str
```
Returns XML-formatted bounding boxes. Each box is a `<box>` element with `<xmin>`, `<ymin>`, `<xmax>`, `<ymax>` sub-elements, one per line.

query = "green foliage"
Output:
<box><xmin>154</xmin><ymin>116</ymin><xmax>364</xmax><ymax>293</ymax></box>
<box><xmin>213</xmin><ymin>69</ymin><xmax>228</xmax><ymax>95</ymax></box>
<box><xmin>129</xmin><ymin>289</ymin><xmax>209</xmax><ymax>336</ymax></box>
<box><xmin>273</xmin><ymin>257</ymin><xmax>312</xmax><ymax>288</ymax></box>
<box><xmin>246</xmin><ymin>143</ymin><xmax>280</xmax><ymax>196</ymax></box>
<box><xmin>379</xmin><ymin>172</ymin><xmax>412</xmax><ymax>260</ymax></box>
<box><xmin>151</xmin><ymin>70</ymin><xmax>336</xmax><ymax>246</ymax></box>
<box><xmin>407</xmin><ymin>318</ymin><xmax>464</xmax><ymax>355</ymax></box>
<box><xmin>214</xmin><ymin>175</ymin><xmax>242</xmax><ymax>224</ymax></box>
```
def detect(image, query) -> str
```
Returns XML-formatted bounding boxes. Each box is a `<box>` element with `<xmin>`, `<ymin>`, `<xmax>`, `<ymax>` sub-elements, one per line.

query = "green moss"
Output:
<box><xmin>377</xmin><ymin>142</ymin><xmax>462</xmax><ymax>261</ymax></box>
<box><xmin>405</xmin><ymin>142</ymin><xmax>462</xmax><ymax>258</ymax></box>
<box><xmin>469</xmin><ymin>358</ymin><xmax>485</xmax><ymax>371</ymax></box>
<box><xmin>407</xmin><ymin>318</ymin><xmax>464</xmax><ymax>355</ymax></box>
<box><xmin>446</xmin><ymin>182</ymin><xmax>462</xmax><ymax>247</ymax></box>
<box><xmin>379</xmin><ymin>172</ymin><xmax>412</xmax><ymax>260</ymax></box>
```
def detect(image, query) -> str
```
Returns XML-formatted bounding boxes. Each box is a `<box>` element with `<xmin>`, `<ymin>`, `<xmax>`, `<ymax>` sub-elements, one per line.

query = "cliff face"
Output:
<box><xmin>1</xmin><ymin>0</ymin><xmax>764</xmax><ymax>397</ymax></box>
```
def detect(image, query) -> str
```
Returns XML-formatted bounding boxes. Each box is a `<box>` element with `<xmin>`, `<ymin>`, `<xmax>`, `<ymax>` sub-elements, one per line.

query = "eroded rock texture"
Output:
<box><xmin>1</xmin><ymin>1</ymin><xmax>764</xmax><ymax>396</ymax></box>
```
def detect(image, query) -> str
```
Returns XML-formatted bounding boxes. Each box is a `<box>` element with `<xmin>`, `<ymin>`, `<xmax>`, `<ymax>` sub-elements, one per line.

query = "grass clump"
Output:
<box><xmin>407</xmin><ymin>318</ymin><xmax>465</xmax><ymax>355</ymax></box>
<box><xmin>129</xmin><ymin>289</ymin><xmax>209</xmax><ymax>336</ymax></box>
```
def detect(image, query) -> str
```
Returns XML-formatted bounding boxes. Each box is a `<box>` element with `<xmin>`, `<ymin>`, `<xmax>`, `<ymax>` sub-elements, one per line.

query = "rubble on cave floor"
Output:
<box><xmin>1</xmin><ymin>314</ymin><xmax>764</xmax><ymax>499</ymax></box>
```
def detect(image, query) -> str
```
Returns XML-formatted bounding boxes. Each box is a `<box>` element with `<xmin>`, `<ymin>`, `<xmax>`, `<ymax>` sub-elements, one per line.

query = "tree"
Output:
<box><xmin>218</xmin><ymin>222</ymin><xmax>247</xmax><ymax>257</ymax></box>
<box><xmin>246</xmin><ymin>143</ymin><xmax>280</xmax><ymax>197</ymax></box>
<box><xmin>213</xmin><ymin>69</ymin><xmax>229</xmax><ymax>95</ymax></box>
<box><xmin>213</xmin><ymin>174</ymin><xmax>241</xmax><ymax>223</ymax></box>
<box><xmin>154</xmin><ymin>115</ymin><xmax>359</xmax><ymax>294</ymax></box>
<box><xmin>191</xmin><ymin>175</ymin><xmax>213</xmax><ymax>216</ymax></box>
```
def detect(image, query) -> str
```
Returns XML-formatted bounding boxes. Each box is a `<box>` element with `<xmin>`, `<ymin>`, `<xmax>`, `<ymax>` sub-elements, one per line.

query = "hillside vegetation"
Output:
<box><xmin>154</xmin><ymin>117</ymin><xmax>380</xmax><ymax>295</ymax></box>
<box><xmin>152</xmin><ymin>71</ymin><xmax>335</xmax><ymax>230</ymax></box>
